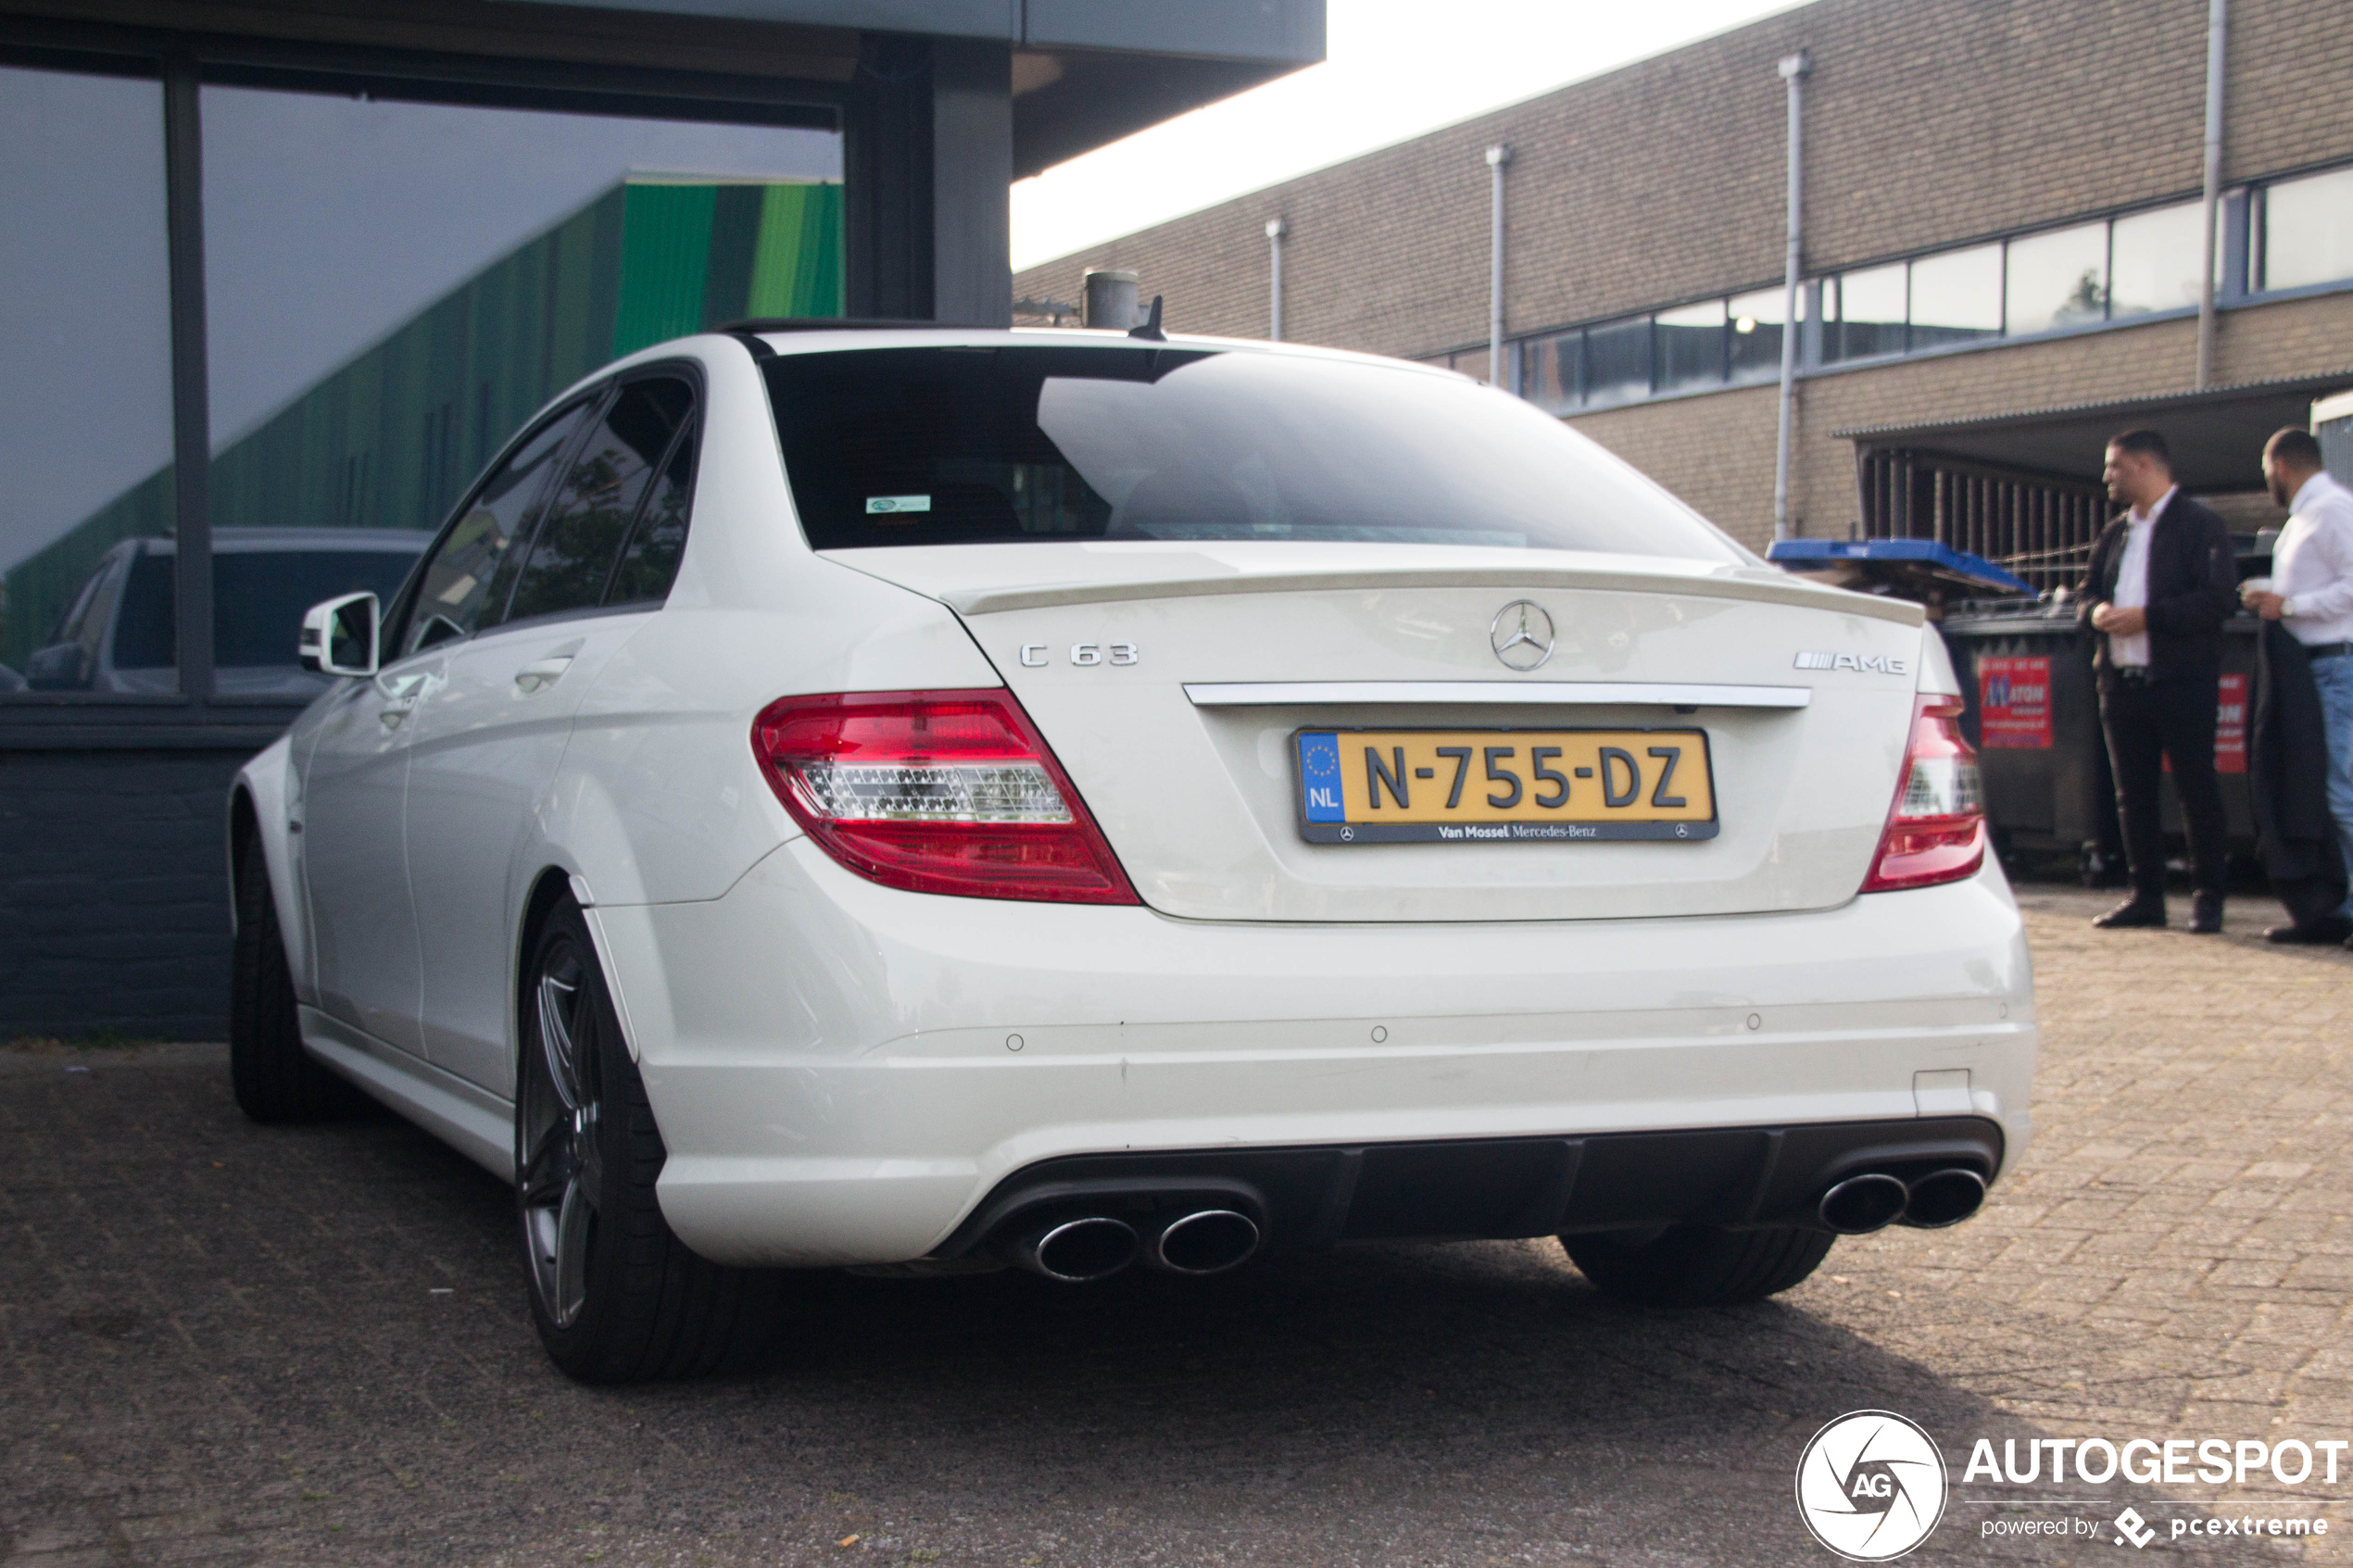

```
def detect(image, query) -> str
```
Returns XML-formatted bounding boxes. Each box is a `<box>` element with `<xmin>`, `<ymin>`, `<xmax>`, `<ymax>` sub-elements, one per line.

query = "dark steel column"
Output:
<box><xmin>931</xmin><ymin>36</ymin><xmax>1012</xmax><ymax>329</ymax></box>
<box><xmin>843</xmin><ymin>34</ymin><xmax>932</xmax><ymax>320</ymax></box>
<box><xmin>162</xmin><ymin>56</ymin><xmax>212</xmax><ymax>705</ymax></box>
<box><xmin>843</xmin><ymin>31</ymin><xmax>1013</xmax><ymax>326</ymax></box>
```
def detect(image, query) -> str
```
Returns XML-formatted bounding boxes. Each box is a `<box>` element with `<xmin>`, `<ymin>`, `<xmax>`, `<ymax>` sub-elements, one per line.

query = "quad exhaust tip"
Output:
<box><xmin>1010</xmin><ymin>1208</ymin><xmax>1263</xmax><ymax>1282</ymax></box>
<box><xmin>1150</xmin><ymin>1209</ymin><xmax>1261</xmax><ymax>1274</ymax></box>
<box><xmin>1900</xmin><ymin>1167</ymin><xmax>1987</xmax><ymax>1229</ymax></box>
<box><xmin>1016</xmin><ymin>1216</ymin><xmax>1139</xmax><ymax>1283</ymax></box>
<box><xmin>1818</xmin><ymin>1173</ymin><xmax>1909</xmax><ymax>1235</ymax></box>
<box><xmin>1818</xmin><ymin>1167</ymin><xmax>1989</xmax><ymax>1236</ymax></box>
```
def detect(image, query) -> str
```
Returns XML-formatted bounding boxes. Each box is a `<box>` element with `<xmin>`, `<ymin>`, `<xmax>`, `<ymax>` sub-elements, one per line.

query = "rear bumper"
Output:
<box><xmin>929</xmin><ymin>1118</ymin><xmax>2006</xmax><ymax>1261</ymax></box>
<box><xmin>592</xmin><ymin>842</ymin><xmax>2036</xmax><ymax>1267</ymax></box>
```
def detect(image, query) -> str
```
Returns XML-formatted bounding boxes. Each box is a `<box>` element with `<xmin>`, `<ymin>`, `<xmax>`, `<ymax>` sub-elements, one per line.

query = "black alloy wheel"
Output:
<box><xmin>229</xmin><ymin>831</ymin><xmax>371</xmax><ymax>1123</ymax></box>
<box><xmin>515</xmin><ymin>896</ymin><xmax>781</xmax><ymax>1382</ymax></box>
<box><xmin>1561</xmin><ymin>1223</ymin><xmax>1835</xmax><ymax>1308</ymax></box>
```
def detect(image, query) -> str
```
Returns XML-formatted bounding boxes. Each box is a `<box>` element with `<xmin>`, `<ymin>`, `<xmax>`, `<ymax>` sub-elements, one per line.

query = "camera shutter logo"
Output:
<box><xmin>1793</xmin><ymin>1410</ymin><xmax>1948</xmax><ymax>1561</ymax></box>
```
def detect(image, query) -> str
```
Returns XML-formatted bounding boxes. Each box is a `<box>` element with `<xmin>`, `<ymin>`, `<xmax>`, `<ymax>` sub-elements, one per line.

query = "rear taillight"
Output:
<box><xmin>752</xmin><ymin>689</ymin><xmax>1139</xmax><ymax>904</ymax></box>
<box><xmin>1860</xmin><ymin>694</ymin><xmax>1986</xmax><ymax>894</ymax></box>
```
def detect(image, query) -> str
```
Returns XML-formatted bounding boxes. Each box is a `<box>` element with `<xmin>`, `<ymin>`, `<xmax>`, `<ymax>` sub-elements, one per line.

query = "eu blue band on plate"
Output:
<box><xmin>1297</xmin><ymin>732</ymin><xmax>1346</xmax><ymax>822</ymax></box>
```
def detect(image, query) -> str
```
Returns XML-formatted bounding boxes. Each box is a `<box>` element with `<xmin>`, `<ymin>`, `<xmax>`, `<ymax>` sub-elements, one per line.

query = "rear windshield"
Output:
<box><xmin>763</xmin><ymin>345</ymin><xmax>1745</xmax><ymax>560</ymax></box>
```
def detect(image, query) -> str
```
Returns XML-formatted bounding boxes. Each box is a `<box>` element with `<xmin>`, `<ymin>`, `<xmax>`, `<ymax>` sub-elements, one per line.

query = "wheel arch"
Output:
<box><xmin>227</xmin><ymin>734</ymin><xmax>311</xmax><ymax>994</ymax></box>
<box><xmin>512</xmin><ymin>865</ymin><xmax>645</xmax><ymax>1085</ymax></box>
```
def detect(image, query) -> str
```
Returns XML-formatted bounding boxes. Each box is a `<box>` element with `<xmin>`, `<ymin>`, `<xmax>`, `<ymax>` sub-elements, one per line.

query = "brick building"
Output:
<box><xmin>1013</xmin><ymin>0</ymin><xmax>2353</xmax><ymax>568</ymax></box>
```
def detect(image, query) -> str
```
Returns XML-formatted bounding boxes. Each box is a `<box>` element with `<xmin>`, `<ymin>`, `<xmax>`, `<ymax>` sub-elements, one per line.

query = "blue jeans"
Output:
<box><xmin>2309</xmin><ymin>655</ymin><xmax>2353</xmax><ymax>919</ymax></box>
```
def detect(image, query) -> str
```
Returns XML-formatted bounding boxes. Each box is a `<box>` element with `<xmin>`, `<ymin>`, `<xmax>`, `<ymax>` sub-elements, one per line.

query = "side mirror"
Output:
<box><xmin>25</xmin><ymin>642</ymin><xmax>93</xmax><ymax>691</ymax></box>
<box><xmin>300</xmin><ymin>592</ymin><xmax>380</xmax><ymax>677</ymax></box>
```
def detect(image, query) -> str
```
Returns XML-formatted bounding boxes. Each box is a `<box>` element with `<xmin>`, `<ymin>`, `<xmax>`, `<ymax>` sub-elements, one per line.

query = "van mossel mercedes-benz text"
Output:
<box><xmin>228</xmin><ymin>324</ymin><xmax>2034</xmax><ymax>1383</ymax></box>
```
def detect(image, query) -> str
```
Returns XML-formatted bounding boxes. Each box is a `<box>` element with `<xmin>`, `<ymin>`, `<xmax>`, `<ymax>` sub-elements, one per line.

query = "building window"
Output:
<box><xmin>1459</xmin><ymin>159</ymin><xmax>2347</xmax><ymax>424</ymax></box>
<box><xmin>1906</xmin><ymin>243</ymin><xmax>2002</xmax><ymax>350</ymax></box>
<box><xmin>1828</xmin><ymin>263</ymin><xmax>1906</xmax><ymax>362</ymax></box>
<box><xmin>1</xmin><ymin>65</ymin><xmax>176</xmax><ymax>696</ymax></box>
<box><xmin>1727</xmin><ymin>286</ymin><xmax>1795</xmax><ymax>382</ymax></box>
<box><xmin>1653</xmin><ymin>299</ymin><xmax>1727</xmax><ymax>393</ymax></box>
<box><xmin>2108</xmin><ymin>199</ymin><xmax>2206</xmax><ymax>318</ymax></box>
<box><xmin>2260</xmin><ymin>165</ymin><xmax>2353</xmax><ymax>293</ymax></box>
<box><xmin>1584</xmin><ymin>316</ymin><xmax>1652</xmax><ymax>407</ymax></box>
<box><xmin>1521</xmin><ymin>329</ymin><xmax>1583</xmax><ymax>413</ymax></box>
<box><xmin>2003</xmin><ymin>220</ymin><xmax>2108</xmax><ymax>335</ymax></box>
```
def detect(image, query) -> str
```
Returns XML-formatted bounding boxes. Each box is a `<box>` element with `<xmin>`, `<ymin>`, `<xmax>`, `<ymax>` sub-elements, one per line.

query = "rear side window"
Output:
<box><xmin>762</xmin><ymin>345</ymin><xmax>1745</xmax><ymax>561</ymax></box>
<box><xmin>507</xmin><ymin>376</ymin><xmax>695</xmax><ymax>624</ymax></box>
<box><xmin>400</xmin><ymin>399</ymin><xmax>593</xmax><ymax>658</ymax></box>
<box><xmin>606</xmin><ymin>422</ymin><xmax>697</xmax><ymax>606</ymax></box>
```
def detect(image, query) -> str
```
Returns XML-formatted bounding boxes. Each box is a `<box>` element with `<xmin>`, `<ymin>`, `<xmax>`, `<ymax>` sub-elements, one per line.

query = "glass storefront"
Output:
<box><xmin>3</xmin><ymin>69</ymin><xmax>841</xmax><ymax>704</ymax></box>
<box><xmin>0</xmin><ymin>66</ymin><xmax>175</xmax><ymax>694</ymax></box>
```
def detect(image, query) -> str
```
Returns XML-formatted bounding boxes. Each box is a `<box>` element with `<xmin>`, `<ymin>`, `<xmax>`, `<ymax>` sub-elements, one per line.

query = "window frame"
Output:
<box><xmin>0</xmin><ymin>16</ymin><xmax>840</xmax><ymax>744</ymax></box>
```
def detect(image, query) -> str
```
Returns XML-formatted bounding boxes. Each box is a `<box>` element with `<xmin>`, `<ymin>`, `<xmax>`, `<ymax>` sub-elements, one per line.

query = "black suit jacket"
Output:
<box><xmin>2073</xmin><ymin>492</ymin><xmax>2238</xmax><ymax>689</ymax></box>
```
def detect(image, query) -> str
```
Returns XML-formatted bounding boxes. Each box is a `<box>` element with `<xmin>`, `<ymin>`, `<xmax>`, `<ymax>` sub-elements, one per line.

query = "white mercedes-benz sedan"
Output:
<box><xmin>228</xmin><ymin>322</ymin><xmax>2035</xmax><ymax>1382</ymax></box>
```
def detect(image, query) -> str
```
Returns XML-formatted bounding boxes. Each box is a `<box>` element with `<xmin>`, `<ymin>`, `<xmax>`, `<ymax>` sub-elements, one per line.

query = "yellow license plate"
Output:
<box><xmin>1296</xmin><ymin>728</ymin><xmax>1718</xmax><ymax>844</ymax></box>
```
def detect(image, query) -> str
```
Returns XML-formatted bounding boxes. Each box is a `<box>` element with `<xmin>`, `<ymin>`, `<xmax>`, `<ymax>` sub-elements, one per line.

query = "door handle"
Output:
<box><xmin>514</xmin><ymin>657</ymin><xmax>574</xmax><ymax>694</ymax></box>
<box><xmin>380</xmin><ymin>709</ymin><xmax>406</xmax><ymax>730</ymax></box>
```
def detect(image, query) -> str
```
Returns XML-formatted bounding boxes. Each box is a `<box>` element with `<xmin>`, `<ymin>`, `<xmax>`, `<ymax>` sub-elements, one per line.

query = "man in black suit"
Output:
<box><xmin>2076</xmin><ymin>429</ymin><xmax>2240</xmax><ymax>931</ymax></box>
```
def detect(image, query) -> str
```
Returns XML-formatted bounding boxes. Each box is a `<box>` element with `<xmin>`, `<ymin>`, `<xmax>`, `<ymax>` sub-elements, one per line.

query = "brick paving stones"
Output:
<box><xmin>2</xmin><ymin>884</ymin><xmax>2347</xmax><ymax>1566</ymax></box>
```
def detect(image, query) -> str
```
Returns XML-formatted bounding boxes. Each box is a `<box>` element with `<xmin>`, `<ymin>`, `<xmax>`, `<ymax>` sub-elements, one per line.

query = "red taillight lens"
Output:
<box><xmin>1860</xmin><ymin>694</ymin><xmax>1987</xmax><ymax>894</ymax></box>
<box><xmin>751</xmin><ymin>689</ymin><xmax>1139</xmax><ymax>904</ymax></box>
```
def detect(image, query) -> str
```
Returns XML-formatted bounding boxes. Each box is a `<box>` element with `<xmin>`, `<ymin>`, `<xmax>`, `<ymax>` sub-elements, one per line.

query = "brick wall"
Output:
<box><xmin>1013</xmin><ymin>0</ymin><xmax>2353</xmax><ymax>554</ymax></box>
<box><xmin>0</xmin><ymin>750</ymin><xmax>251</xmax><ymax>1040</ymax></box>
<box><xmin>1017</xmin><ymin>0</ymin><xmax>2351</xmax><ymax>356</ymax></box>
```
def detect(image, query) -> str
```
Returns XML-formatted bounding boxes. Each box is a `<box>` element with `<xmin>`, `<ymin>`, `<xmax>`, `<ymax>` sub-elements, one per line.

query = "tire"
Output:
<box><xmin>517</xmin><ymin>896</ymin><xmax>781</xmax><ymax>1383</ymax></box>
<box><xmin>230</xmin><ymin>832</ymin><xmax>371</xmax><ymax>1123</ymax></box>
<box><xmin>1562</xmin><ymin>1224</ymin><xmax>1834</xmax><ymax>1308</ymax></box>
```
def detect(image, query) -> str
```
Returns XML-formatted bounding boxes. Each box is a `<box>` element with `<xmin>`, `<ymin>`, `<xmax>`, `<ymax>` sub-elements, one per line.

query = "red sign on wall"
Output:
<box><xmin>1978</xmin><ymin>656</ymin><xmax>2053</xmax><ymax>749</ymax></box>
<box><xmin>2215</xmin><ymin>672</ymin><xmax>2248</xmax><ymax>775</ymax></box>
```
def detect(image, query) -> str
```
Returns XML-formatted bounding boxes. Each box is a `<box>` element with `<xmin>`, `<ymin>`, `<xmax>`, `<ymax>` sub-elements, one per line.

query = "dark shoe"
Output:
<box><xmin>2266</xmin><ymin>916</ymin><xmax>2353</xmax><ymax>945</ymax></box>
<box><xmin>2093</xmin><ymin>897</ymin><xmax>2167</xmax><ymax>929</ymax></box>
<box><xmin>2189</xmin><ymin>895</ymin><xmax>2223</xmax><ymax>935</ymax></box>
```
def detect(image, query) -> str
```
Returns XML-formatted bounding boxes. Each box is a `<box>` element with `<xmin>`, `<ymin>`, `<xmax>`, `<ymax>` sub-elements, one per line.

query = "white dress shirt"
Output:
<box><xmin>2273</xmin><ymin>470</ymin><xmax>2353</xmax><ymax>646</ymax></box>
<box><xmin>2107</xmin><ymin>484</ymin><xmax>2177</xmax><ymax>669</ymax></box>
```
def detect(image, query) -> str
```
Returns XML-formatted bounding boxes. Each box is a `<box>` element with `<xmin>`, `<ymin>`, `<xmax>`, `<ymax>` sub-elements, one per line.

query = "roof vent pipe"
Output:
<box><xmin>1772</xmin><ymin>50</ymin><xmax>1810</xmax><ymax>543</ymax></box>
<box><xmin>1082</xmin><ymin>269</ymin><xmax>1139</xmax><ymax>330</ymax></box>
<box><xmin>1486</xmin><ymin>145</ymin><xmax>1510</xmax><ymax>388</ymax></box>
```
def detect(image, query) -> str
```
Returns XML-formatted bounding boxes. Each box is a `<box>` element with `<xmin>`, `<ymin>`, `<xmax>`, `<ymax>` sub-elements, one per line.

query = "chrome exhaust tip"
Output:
<box><xmin>1818</xmin><ymin>1173</ymin><xmax>1909</xmax><ymax>1236</ymax></box>
<box><xmin>1149</xmin><ymin>1210</ymin><xmax>1261</xmax><ymax>1275</ymax></box>
<box><xmin>1901</xmin><ymin>1167</ymin><xmax>1988</xmax><ymax>1229</ymax></box>
<box><xmin>1015</xmin><ymin>1216</ymin><xmax>1139</xmax><ymax>1282</ymax></box>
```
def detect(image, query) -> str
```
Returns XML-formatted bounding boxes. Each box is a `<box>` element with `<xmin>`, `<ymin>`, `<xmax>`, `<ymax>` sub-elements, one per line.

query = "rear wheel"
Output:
<box><xmin>230</xmin><ymin>832</ymin><xmax>369</xmax><ymax>1123</ymax></box>
<box><xmin>517</xmin><ymin>896</ymin><xmax>780</xmax><ymax>1383</ymax></box>
<box><xmin>1562</xmin><ymin>1224</ymin><xmax>1833</xmax><ymax>1308</ymax></box>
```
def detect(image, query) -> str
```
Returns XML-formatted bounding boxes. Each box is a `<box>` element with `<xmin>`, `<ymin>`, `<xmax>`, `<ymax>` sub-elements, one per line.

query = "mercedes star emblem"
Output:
<box><xmin>1490</xmin><ymin>599</ymin><xmax>1555</xmax><ymax>671</ymax></box>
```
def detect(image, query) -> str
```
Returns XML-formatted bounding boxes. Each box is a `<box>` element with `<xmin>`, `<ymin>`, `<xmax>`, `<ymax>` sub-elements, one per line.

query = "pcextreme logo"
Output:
<box><xmin>1795</xmin><ymin>1411</ymin><xmax>1949</xmax><ymax>1561</ymax></box>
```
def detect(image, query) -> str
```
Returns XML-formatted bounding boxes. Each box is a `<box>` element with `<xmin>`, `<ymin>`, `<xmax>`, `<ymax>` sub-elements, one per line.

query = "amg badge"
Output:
<box><xmin>1794</xmin><ymin>650</ymin><xmax>1909</xmax><ymax>674</ymax></box>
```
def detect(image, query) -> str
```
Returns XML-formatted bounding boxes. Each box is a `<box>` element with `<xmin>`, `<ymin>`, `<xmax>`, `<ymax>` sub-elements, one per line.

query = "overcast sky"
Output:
<box><xmin>1012</xmin><ymin>0</ymin><xmax>1804</xmax><ymax>271</ymax></box>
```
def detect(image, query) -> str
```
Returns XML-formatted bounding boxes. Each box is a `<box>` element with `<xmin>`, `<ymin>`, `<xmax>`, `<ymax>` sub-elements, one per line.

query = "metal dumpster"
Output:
<box><xmin>1770</xmin><ymin>537</ymin><xmax>2263</xmax><ymax>875</ymax></box>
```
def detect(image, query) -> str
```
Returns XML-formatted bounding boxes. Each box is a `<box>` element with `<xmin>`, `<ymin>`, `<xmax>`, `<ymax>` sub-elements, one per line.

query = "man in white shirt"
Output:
<box><xmin>2243</xmin><ymin>427</ymin><xmax>2353</xmax><ymax>945</ymax></box>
